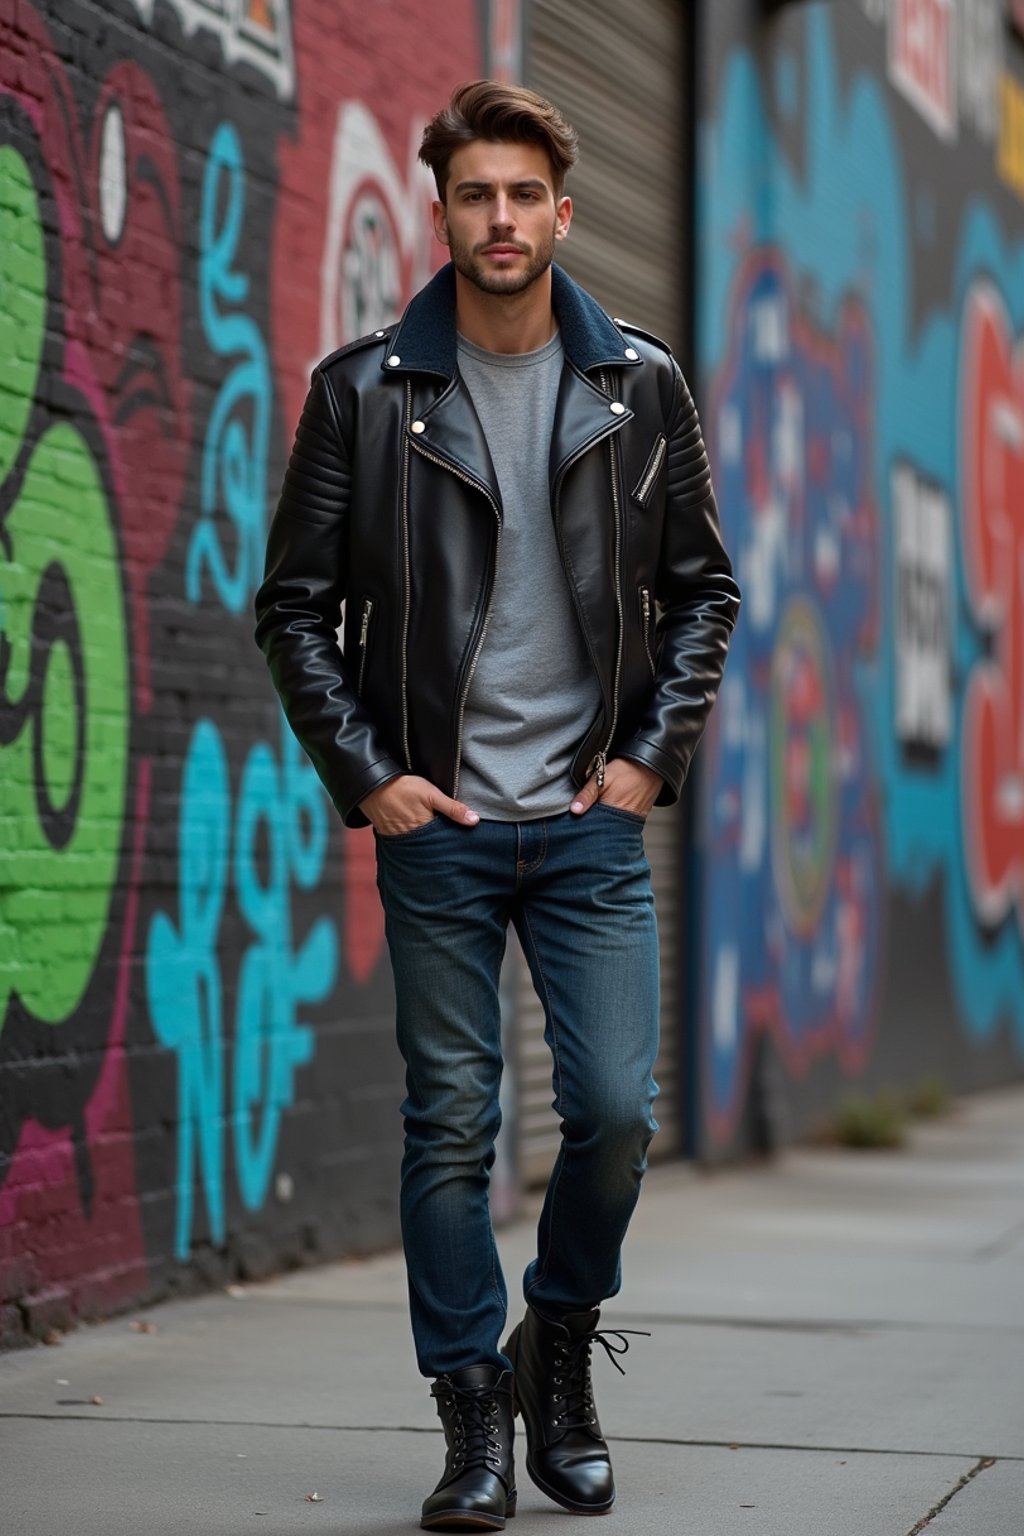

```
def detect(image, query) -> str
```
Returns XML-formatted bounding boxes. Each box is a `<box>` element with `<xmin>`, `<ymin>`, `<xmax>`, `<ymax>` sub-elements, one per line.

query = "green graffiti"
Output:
<box><xmin>0</xmin><ymin>148</ymin><xmax>45</xmax><ymax>485</ymax></box>
<box><xmin>0</xmin><ymin>145</ymin><xmax>129</xmax><ymax>1030</ymax></box>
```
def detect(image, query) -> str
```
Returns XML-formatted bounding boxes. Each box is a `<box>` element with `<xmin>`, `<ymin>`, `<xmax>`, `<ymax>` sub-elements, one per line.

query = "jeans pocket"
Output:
<box><xmin>375</xmin><ymin>815</ymin><xmax>444</xmax><ymax>843</ymax></box>
<box><xmin>592</xmin><ymin>802</ymin><xmax>648</xmax><ymax>826</ymax></box>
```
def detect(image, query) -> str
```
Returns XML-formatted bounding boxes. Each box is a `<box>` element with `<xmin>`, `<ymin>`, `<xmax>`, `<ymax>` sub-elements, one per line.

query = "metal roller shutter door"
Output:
<box><xmin>526</xmin><ymin>0</ymin><xmax>685</xmax><ymax>353</ymax></box>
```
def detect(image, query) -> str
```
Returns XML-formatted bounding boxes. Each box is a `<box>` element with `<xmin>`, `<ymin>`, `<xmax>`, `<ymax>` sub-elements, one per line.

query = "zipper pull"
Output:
<box><xmin>359</xmin><ymin>597</ymin><xmax>373</xmax><ymax>647</ymax></box>
<box><xmin>595</xmin><ymin>750</ymin><xmax>607</xmax><ymax>790</ymax></box>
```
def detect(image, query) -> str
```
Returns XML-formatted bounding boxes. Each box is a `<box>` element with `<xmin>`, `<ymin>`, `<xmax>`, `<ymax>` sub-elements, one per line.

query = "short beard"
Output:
<box><xmin>447</xmin><ymin>229</ymin><xmax>556</xmax><ymax>296</ymax></box>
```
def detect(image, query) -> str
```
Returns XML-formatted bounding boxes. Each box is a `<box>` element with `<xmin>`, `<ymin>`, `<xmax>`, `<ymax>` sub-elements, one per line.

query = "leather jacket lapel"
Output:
<box><xmin>550</xmin><ymin>362</ymin><xmax>633</xmax><ymax>499</ymax></box>
<box><xmin>413</xmin><ymin>377</ymin><xmax>502</xmax><ymax>511</ymax></box>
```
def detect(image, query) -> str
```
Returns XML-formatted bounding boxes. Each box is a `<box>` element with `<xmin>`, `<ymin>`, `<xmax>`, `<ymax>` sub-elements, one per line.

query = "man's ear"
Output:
<box><xmin>431</xmin><ymin>199</ymin><xmax>450</xmax><ymax>247</ymax></box>
<box><xmin>555</xmin><ymin>194</ymin><xmax>572</xmax><ymax>243</ymax></box>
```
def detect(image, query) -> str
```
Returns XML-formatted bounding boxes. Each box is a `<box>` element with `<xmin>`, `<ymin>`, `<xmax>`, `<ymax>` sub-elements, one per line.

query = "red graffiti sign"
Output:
<box><xmin>961</xmin><ymin>282</ymin><xmax>1024</xmax><ymax>930</ymax></box>
<box><xmin>889</xmin><ymin>0</ymin><xmax>956</xmax><ymax>138</ymax></box>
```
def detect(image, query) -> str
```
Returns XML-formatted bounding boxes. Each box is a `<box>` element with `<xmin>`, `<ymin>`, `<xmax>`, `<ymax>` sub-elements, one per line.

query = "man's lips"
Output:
<box><xmin>480</xmin><ymin>245</ymin><xmax>526</xmax><ymax>257</ymax></box>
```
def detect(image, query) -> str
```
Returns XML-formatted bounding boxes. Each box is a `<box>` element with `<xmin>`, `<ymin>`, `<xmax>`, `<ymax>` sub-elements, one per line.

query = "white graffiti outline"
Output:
<box><xmin>126</xmin><ymin>0</ymin><xmax>294</xmax><ymax>101</ymax></box>
<box><xmin>319</xmin><ymin>101</ymin><xmax>436</xmax><ymax>364</ymax></box>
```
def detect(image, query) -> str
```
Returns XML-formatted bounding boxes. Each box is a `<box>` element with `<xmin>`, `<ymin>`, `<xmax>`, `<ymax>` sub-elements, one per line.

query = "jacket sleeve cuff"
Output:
<box><xmin>614</xmin><ymin>740</ymin><xmax>685</xmax><ymax>806</ymax></box>
<box><xmin>337</xmin><ymin>757</ymin><xmax>407</xmax><ymax>828</ymax></box>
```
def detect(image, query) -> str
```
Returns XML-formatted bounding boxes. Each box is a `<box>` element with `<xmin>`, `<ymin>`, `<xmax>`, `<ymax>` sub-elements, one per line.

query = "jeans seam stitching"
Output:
<box><xmin>520</xmin><ymin>821</ymin><xmax>548</xmax><ymax>878</ymax></box>
<box><xmin>519</xmin><ymin>903</ymin><xmax>564</xmax><ymax>1294</ymax></box>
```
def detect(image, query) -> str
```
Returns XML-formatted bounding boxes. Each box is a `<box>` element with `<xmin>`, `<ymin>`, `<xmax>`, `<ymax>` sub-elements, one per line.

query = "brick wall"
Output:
<box><xmin>0</xmin><ymin>0</ymin><xmax>483</xmax><ymax>1346</ymax></box>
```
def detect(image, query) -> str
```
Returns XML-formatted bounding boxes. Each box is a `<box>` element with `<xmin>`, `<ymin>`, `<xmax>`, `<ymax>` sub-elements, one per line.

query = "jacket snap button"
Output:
<box><xmin>387</xmin><ymin>354</ymin><xmax>401</xmax><ymax>367</ymax></box>
<box><xmin>624</xmin><ymin>347</ymin><xmax>639</xmax><ymax>361</ymax></box>
<box><xmin>411</xmin><ymin>420</ymin><xmax>425</xmax><ymax>434</ymax></box>
<box><xmin>609</xmin><ymin>400</ymin><xmax>626</xmax><ymax>415</ymax></box>
<box><xmin>375</xmin><ymin>329</ymin><xmax>386</xmax><ymax>337</ymax></box>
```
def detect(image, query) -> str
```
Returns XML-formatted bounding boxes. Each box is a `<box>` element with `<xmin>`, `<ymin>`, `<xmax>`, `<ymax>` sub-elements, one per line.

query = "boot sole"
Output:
<box><xmin>420</xmin><ymin>1502</ymin><xmax>516</xmax><ymax>1531</ymax></box>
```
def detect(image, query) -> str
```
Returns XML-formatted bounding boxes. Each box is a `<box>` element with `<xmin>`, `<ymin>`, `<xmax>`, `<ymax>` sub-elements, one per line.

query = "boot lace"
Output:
<box><xmin>551</xmin><ymin>1327</ymin><xmax>650</xmax><ymax>1431</ymax></box>
<box><xmin>432</xmin><ymin>1377</ymin><xmax>512</xmax><ymax>1474</ymax></box>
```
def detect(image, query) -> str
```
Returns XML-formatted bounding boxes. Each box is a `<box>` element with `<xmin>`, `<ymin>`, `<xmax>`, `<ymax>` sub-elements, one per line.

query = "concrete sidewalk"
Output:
<box><xmin>2</xmin><ymin>1086</ymin><xmax>1022</xmax><ymax>1536</ymax></box>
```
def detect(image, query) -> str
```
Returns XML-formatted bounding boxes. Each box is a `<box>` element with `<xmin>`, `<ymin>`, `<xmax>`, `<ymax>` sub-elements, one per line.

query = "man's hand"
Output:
<box><xmin>570</xmin><ymin>758</ymin><xmax>663</xmax><ymax>819</ymax></box>
<box><xmin>361</xmin><ymin>775</ymin><xmax>480</xmax><ymax>836</ymax></box>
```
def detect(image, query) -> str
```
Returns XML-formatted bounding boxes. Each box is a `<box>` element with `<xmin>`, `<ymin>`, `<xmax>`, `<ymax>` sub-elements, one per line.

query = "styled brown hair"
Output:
<box><xmin>419</xmin><ymin>80</ymin><xmax>579</xmax><ymax>200</ymax></box>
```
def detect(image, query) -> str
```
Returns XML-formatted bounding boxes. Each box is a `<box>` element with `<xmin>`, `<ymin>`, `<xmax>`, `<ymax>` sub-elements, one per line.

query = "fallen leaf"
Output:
<box><xmin>43</xmin><ymin>1330</ymin><xmax>63</xmax><ymax>1346</ymax></box>
<box><xmin>226</xmin><ymin>1284</ymin><xmax>247</xmax><ymax>1299</ymax></box>
<box><xmin>305</xmin><ymin>1492</ymin><xmax>323</xmax><ymax>1503</ymax></box>
<box><xmin>130</xmin><ymin>1320</ymin><xmax>158</xmax><ymax>1334</ymax></box>
<box><xmin>728</xmin><ymin>1443</ymin><xmax>739</xmax><ymax>1450</ymax></box>
<box><xmin>90</xmin><ymin>1395</ymin><xmax>104</xmax><ymax>1406</ymax></box>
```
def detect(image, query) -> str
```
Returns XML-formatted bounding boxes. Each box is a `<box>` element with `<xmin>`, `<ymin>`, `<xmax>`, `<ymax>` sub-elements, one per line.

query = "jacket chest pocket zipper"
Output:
<box><xmin>639</xmin><ymin>586</ymin><xmax>656</xmax><ymax>678</ymax></box>
<box><xmin>633</xmin><ymin>434</ymin><xmax>667</xmax><ymax>506</ymax></box>
<box><xmin>357</xmin><ymin>596</ymin><xmax>374</xmax><ymax>696</ymax></box>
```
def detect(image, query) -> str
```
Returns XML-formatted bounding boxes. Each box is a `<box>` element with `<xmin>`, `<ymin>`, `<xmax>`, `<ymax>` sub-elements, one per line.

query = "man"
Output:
<box><xmin>256</xmin><ymin>81</ymin><xmax>739</xmax><ymax>1532</ymax></box>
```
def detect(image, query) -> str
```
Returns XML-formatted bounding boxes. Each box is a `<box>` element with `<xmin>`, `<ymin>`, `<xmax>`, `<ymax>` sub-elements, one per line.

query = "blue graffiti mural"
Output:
<box><xmin>147</xmin><ymin>714</ymin><xmax>336</xmax><ymax>1259</ymax></box>
<box><xmin>147</xmin><ymin>720</ymin><xmax>229</xmax><ymax>1258</ymax></box>
<box><xmin>186</xmin><ymin>120</ymin><xmax>271</xmax><ymax>614</ymax></box>
<box><xmin>149</xmin><ymin>123</ymin><xmax>336</xmax><ymax>1259</ymax></box>
<box><xmin>704</xmin><ymin>251</ymin><xmax>883</xmax><ymax>1124</ymax></box>
<box><xmin>699</xmin><ymin>8</ymin><xmax>1024</xmax><ymax>1138</ymax></box>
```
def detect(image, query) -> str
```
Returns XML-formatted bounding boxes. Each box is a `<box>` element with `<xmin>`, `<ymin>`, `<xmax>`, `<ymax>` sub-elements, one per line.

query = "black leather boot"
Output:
<box><xmin>504</xmin><ymin>1306</ymin><xmax>646</xmax><ymax>1515</ymax></box>
<box><xmin>420</xmin><ymin>1364</ymin><xmax>517</xmax><ymax>1531</ymax></box>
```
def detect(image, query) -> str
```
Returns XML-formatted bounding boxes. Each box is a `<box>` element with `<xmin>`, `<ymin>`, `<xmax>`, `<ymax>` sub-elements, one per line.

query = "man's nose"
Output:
<box><xmin>490</xmin><ymin>196</ymin><xmax>514</xmax><ymax>230</ymax></box>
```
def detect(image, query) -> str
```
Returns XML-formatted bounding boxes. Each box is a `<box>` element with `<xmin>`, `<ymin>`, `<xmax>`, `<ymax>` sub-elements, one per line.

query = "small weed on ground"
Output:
<box><xmin>907</xmin><ymin>1073</ymin><xmax>952</xmax><ymax>1119</ymax></box>
<box><xmin>833</xmin><ymin>1088</ymin><xmax>907</xmax><ymax>1149</ymax></box>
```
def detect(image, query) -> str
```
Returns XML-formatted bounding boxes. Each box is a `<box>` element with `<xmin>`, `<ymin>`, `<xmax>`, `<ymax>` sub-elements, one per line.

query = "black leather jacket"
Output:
<box><xmin>255</xmin><ymin>263</ymin><xmax>740</xmax><ymax>827</ymax></box>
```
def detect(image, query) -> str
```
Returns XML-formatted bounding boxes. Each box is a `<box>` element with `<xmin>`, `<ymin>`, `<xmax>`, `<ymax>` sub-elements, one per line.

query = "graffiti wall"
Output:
<box><xmin>0</xmin><ymin>0</ymin><xmax>482</xmax><ymax>1344</ymax></box>
<box><xmin>696</xmin><ymin>0</ymin><xmax>1024</xmax><ymax>1156</ymax></box>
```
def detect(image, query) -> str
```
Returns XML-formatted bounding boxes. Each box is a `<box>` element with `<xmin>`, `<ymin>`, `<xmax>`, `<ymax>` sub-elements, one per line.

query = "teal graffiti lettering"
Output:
<box><xmin>232</xmin><ymin>725</ymin><xmax>334</xmax><ymax>1210</ymax></box>
<box><xmin>146</xmin><ymin>719</ymin><xmax>229</xmax><ymax>1260</ymax></box>
<box><xmin>148</xmin><ymin>716</ymin><xmax>337</xmax><ymax>1258</ymax></box>
<box><xmin>187</xmin><ymin>121</ymin><xmax>271</xmax><ymax>612</ymax></box>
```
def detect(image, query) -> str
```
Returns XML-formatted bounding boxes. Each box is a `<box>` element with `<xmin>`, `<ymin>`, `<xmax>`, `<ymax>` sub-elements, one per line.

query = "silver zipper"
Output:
<box><xmin>551</xmin><ymin>377</ymin><xmax>628</xmax><ymax>790</ymax></box>
<box><xmin>596</xmin><ymin>368</ymin><xmax>624</xmax><ymax>780</ymax></box>
<box><xmin>408</xmin><ymin>434</ymin><xmax>502</xmax><ymax>799</ymax></box>
<box><xmin>636</xmin><ymin>434</ymin><xmax>667</xmax><ymax>504</ymax></box>
<box><xmin>357</xmin><ymin>596</ymin><xmax>374</xmax><ymax>695</ymax></box>
<box><xmin>400</xmin><ymin>382</ymin><xmax>412</xmax><ymax>768</ymax></box>
<box><xmin>640</xmin><ymin>585</ymin><xmax>655</xmax><ymax>678</ymax></box>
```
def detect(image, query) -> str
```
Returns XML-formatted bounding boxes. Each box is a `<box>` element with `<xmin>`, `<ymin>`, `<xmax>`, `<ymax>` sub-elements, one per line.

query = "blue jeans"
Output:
<box><xmin>374</xmin><ymin>807</ymin><xmax>660</xmax><ymax>1377</ymax></box>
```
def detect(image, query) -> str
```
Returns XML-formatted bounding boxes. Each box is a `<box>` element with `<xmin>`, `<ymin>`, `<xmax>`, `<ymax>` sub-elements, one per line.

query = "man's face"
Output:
<box><xmin>432</xmin><ymin>139</ymin><xmax>571</xmax><ymax>296</ymax></box>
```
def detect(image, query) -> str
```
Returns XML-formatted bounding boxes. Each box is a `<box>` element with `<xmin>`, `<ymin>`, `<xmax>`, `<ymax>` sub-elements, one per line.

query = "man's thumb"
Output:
<box><xmin>570</xmin><ymin>775</ymin><xmax>599</xmax><ymax>815</ymax></box>
<box><xmin>435</xmin><ymin>793</ymin><xmax>480</xmax><ymax>826</ymax></box>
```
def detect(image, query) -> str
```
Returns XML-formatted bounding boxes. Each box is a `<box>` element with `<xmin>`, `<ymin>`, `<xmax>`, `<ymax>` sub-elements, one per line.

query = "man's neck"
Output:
<box><xmin>453</xmin><ymin>269</ymin><xmax>558</xmax><ymax>355</ymax></box>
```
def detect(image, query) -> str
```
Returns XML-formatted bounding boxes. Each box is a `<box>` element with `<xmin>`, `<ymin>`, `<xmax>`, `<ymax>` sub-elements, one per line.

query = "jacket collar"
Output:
<box><xmin>383</xmin><ymin>262</ymin><xmax>640</xmax><ymax>379</ymax></box>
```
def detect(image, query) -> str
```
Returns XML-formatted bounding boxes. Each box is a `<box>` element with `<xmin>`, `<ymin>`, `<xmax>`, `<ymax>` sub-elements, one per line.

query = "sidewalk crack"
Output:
<box><xmin>906</xmin><ymin>1456</ymin><xmax>997</xmax><ymax>1534</ymax></box>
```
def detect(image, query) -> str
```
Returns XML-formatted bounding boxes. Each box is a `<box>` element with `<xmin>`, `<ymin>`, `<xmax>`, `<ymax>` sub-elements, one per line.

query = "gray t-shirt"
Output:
<box><xmin>455</xmin><ymin>330</ymin><xmax>602</xmax><ymax>821</ymax></box>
